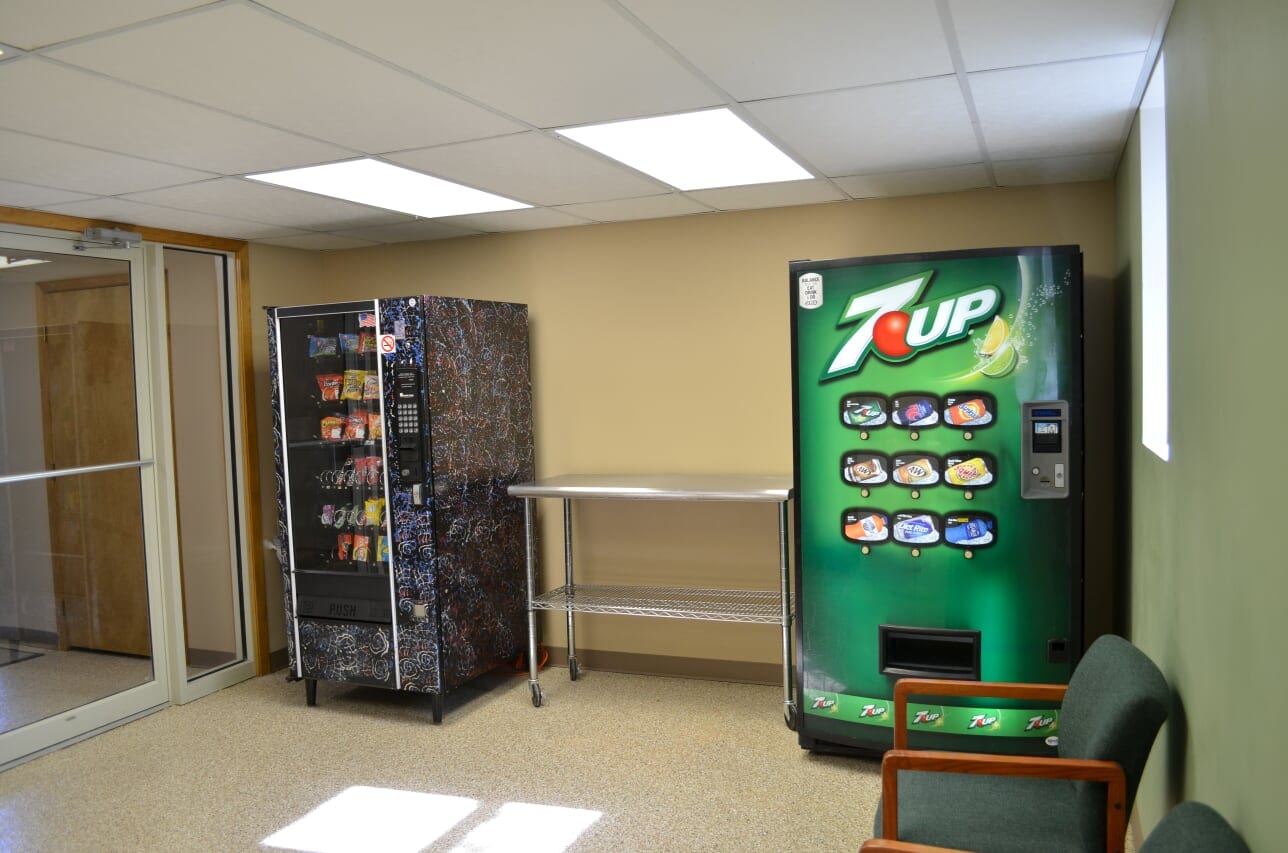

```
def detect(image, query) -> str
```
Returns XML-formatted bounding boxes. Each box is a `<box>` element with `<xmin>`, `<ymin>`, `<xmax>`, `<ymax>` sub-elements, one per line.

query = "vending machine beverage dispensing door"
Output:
<box><xmin>1021</xmin><ymin>401</ymin><xmax>1070</xmax><ymax>499</ymax></box>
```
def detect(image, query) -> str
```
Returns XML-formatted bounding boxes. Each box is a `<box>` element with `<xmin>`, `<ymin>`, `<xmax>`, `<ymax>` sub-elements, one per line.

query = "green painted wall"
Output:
<box><xmin>1118</xmin><ymin>0</ymin><xmax>1288</xmax><ymax>845</ymax></box>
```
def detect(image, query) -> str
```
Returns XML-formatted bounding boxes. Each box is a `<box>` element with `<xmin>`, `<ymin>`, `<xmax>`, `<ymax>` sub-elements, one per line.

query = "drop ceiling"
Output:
<box><xmin>0</xmin><ymin>0</ymin><xmax>1172</xmax><ymax>250</ymax></box>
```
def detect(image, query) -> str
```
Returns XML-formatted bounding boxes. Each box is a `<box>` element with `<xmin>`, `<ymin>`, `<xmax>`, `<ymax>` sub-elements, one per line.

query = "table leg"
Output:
<box><xmin>524</xmin><ymin>498</ymin><xmax>543</xmax><ymax>707</ymax></box>
<box><xmin>779</xmin><ymin>500</ymin><xmax>796</xmax><ymax>730</ymax></box>
<box><xmin>564</xmin><ymin>498</ymin><xmax>579</xmax><ymax>680</ymax></box>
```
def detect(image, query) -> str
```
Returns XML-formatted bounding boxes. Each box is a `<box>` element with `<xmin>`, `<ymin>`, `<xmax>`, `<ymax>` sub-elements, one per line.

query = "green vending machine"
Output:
<box><xmin>790</xmin><ymin>246</ymin><xmax>1083</xmax><ymax>756</ymax></box>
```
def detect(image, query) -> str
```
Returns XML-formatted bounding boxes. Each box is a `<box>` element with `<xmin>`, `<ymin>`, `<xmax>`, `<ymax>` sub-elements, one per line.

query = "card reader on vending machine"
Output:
<box><xmin>1020</xmin><ymin>401</ymin><xmax>1070</xmax><ymax>499</ymax></box>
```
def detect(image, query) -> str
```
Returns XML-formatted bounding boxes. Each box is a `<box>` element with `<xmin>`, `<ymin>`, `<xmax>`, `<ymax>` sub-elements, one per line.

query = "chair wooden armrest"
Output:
<box><xmin>892</xmin><ymin>678</ymin><xmax>1068</xmax><ymax>748</ymax></box>
<box><xmin>860</xmin><ymin>839</ymin><xmax>973</xmax><ymax>852</ymax></box>
<box><xmin>880</xmin><ymin>749</ymin><xmax>1126</xmax><ymax>853</ymax></box>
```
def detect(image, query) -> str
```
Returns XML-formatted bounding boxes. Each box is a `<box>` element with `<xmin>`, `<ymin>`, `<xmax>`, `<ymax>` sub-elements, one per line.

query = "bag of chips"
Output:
<box><xmin>362</xmin><ymin>373</ymin><xmax>380</xmax><ymax>401</ymax></box>
<box><xmin>367</xmin><ymin>412</ymin><xmax>383</xmax><ymax>439</ymax></box>
<box><xmin>320</xmin><ymin>415</ymin><xmax>345</xmax><ymax>441</ymax></box>
<box><xmin>336</xmin><ymin>533</ymin><xmax>353</xmax><ymax>560</ymax></box>
<box><xmin>352</xmin><ymin>534</ymin><xmax>370</xmax><ymax>562</ymax></box>
<box><xmin>309</xmin><ymin>336</ymin><xmax>338</xmax><ymax>358</ymax></box>
<box><xmin>341</xmin><ymin>370</ymin><xmax>366</xmax><ymax>401</ymax></box>
<box><xmin>339</xmin><ymin>333</ymin><xmax>360</xmax><ymax>354</ymax></box>
<box><xmin>377</xmin><ymin>536</ymin><xmax>389</xmax><ymax>562</ymax></box>
<box><xmin>316</xmin><ymin>374</ymin><xmax>343</xmax><ymax>401</ymax></box>
<box><xmin>364</xmin><ymin>497</ymin><xmax>385</xmax><ymax>528</ymax></box>
<box><xmin>343</xmin><ymin>414</ymin><xmax>367</xmax><ymax>441</ymax></box>
<box><xmin>359</xmin><ymin>331</ymin><xmax>377</xmax><ymax>353</ymax></box>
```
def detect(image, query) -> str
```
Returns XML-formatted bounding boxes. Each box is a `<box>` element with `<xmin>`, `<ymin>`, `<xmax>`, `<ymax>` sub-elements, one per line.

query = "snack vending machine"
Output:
<box><xmin>790</xmin><ymin>246</ymin><xmax>1083</xmax><ymax>755</ymax></box>
<box><xmin>268</xmin><ymin>296</ymin><xmax>533</xmax><ymax>722</ymax></box>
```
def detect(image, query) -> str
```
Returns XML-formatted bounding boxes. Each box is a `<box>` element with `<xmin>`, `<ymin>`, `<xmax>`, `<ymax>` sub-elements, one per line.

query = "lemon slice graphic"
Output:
<box><xmin>979</xmin><ymin>316</ymin><xmax>1009</xmax><ymax>357</ymax></box>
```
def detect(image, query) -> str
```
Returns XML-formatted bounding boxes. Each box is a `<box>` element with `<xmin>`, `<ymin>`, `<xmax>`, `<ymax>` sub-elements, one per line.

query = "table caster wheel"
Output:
<box><xmin>530</xmin><ymin>682</ymin><xmax>544</xmax><ymax>707</ymax></box>
<box><xmin>784</xmin><ymin>704</ymin><xmax>798</xmax><ymax>731</ymax></box>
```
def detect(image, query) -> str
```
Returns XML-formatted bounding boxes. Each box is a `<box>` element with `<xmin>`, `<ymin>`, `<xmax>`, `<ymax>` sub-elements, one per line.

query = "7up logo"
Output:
<box><xmin>823</xmin><ymin>271</ymin><xmax>1000</xmax><ymax>380</ymax></box>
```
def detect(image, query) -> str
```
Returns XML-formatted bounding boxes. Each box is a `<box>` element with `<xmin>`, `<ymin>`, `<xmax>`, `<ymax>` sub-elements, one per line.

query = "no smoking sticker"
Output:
<box><xmin>379</xmin><ymin>334</ymin><xmax>397</xmax><ymax>354</ymax></box>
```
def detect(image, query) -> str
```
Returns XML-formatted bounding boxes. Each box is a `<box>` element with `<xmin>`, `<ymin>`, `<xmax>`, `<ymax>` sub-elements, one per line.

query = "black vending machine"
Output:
<box><xmin>267</xmin><ymin>295</ymin><xmax>533</xmax><ymax>722</ymax></box>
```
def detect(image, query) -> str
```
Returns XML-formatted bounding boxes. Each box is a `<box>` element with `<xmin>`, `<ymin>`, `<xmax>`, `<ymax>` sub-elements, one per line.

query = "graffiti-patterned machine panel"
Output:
<box><xmin>378</xmin><ymin>297</ymin><xmax>441</xmax><ymax>692</ymax></box>
<box><xmin>298</xmin><ymin>619</ymin><xmax>395</xmax><ymax>687</ymax></box>
<box><xmin>266</xmin><ymin>312</ymin><xmax>298</xmax><ymax>673</ymax></box>
<box><xmin>423</xmin><ymin>297</ymin><xmax>534</xmax><ymax>690</ymax></box>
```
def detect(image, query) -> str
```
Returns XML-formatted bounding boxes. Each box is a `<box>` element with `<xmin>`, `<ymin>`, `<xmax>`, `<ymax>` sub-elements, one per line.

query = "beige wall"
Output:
<box><xmin>1117</xmin><ymin>0</ymin><xmax>1287</xmax><ymax>846</ymax></box>
<box><xmin>253</xmin><ymin>182</ymin><xmax>1118</xmax><ymax>668</ymax></box>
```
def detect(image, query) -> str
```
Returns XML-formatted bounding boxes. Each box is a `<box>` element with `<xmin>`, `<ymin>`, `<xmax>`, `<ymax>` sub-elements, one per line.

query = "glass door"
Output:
<box><xmin>273</xmin><ymin>305</ymin><xmax>395</xmax><ymax>685</ymax></box>
<box><xmin>0</xmin><ymin>231</ymin><xmax>169</xmax><ymax>769</ymax></box>
<box><xmin>152</xmin><ymin>246</ymin><xmax>256</xmax><ymax>704</ymax></box>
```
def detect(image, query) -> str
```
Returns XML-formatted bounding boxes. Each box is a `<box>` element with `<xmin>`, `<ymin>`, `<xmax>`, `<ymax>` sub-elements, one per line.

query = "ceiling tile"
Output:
<box><xmin>439</xmin><ymin>207</ymin><xmax>591</xmax><ymax>234</ymax></box>
<box><xmin>388</xmin><ymin>132</ymin><xmax>667</xmax><ymax>206</ymax></box>
<box><xmin>38</xmin><ymin>196</ymin><xmax>309</xmax><ymax>240</ymax></box>
<box><xmin>259</xmin><ymin>0</ymin><xmax>722</xmax><ymax>127</ymax></box>
<box><xmin>971</xmin><ymin>53</ymin><xmax>1143</xmax><ymax>160</ymax></box>
<box><xmin>0</xmin><ymin>179</ymin><xmax>94</xmax><ymax>208</ymax></box>
<box><xmin>0</xmin><ymin>0</ymin><xmax>206</xmax><ymax>50</ymax></box>
<box><xmin>255</xmin><ymin>233</ymin><xmax>382</xmax><ymax>252</ymax></box>
<box><xmin>555</xmin><ymin>193</ymin><xmax>711</xmax><ymax>223</ymax></box>
<box><xmin>330</xmin><ymin>220</ymin><xmax>484</xmax><ymax>244</ymax></box>
<box><xmin>746</xmin><ymin>77</ymin><xmax>980</xmax><ymax>177</ymax></box>
<box><xmin>621</xmin><ymin>0</ymin><xmax>952</xmax><ymax>100</ymax></box>
<box><xmin>47</xmin><ymin>4</ymin><xmax>523</xmax><ymax>154</ymax></box>
<box><xmin>0</xmin><ymin>127</ymin><xmax>213</xmax><ymax>195</ymax></box>
<box><xmin>0</xmin><ymin>57</ymin><xmax>353</xmax><ymax>174</ymax></box>
<box><xmin>686</xmin><ymin>179</ymin><xmax>847</xmax><ymax>212</ymax></box>
<box><xmin>948</xmin><ymin>0</ymin><xmax>1169</xmax><ymax>71</ymax></box>
<box><xmin>122</xmin><ymin>178</ymin><xmax>411</xmax><ymax>230</ymax></box>
<box><xmin>993</xmin><ymin>152</ymin><xmax>1117</xmax><ymax>186</ymax></box>
<box><xmin>833</xmin><ymin>163</ymin><xmax>992</xmax><ymax>199</ymax></box>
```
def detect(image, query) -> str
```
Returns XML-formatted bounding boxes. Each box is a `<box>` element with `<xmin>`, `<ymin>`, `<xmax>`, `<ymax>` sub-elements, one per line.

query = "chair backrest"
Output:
<box><xmin>1057</xmin><ymin>634</ymin><xmax>1170</xmax><ymax>815</ymax></box>
<box><xmin>1139</xmin><ymin>801</ymin><xmax>1250</xmax><ymax>852</ymax></box>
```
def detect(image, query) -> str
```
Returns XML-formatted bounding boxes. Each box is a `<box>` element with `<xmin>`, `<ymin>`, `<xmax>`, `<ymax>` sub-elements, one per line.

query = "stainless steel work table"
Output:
<box><xmin>508</xmin><ymin>474</ymin><xmax>797</xmax><ymax>729</ymax></box>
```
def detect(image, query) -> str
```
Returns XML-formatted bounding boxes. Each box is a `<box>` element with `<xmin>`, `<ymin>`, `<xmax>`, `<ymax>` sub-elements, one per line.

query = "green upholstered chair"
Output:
<box><xmin>1138</xmin><ymin>801</ymin><xmax>1250</xmax><ymax>853</ymax></box>
<box><xmin>860</xmin><ymin>800</ymin><xmax>1249</xmax><ymax>853</ymax></box>
<box><xmin>871</xmin><ymin>634</ymin><xmax>1170</xmax><ymax>853</ymax></box>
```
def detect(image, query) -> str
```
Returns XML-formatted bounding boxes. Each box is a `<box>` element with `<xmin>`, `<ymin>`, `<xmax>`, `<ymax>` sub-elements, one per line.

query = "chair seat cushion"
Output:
<box><xmin>873</xmin><ymin>771</ymin><xmax>1106</xmax><ymax>853</ymax></box>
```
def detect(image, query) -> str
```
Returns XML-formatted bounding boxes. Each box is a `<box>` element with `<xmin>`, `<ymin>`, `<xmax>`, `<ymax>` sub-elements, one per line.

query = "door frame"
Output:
<box><xmin>0</xmin><ymin>231</ymin><xmax>171</xmax><ymax>769</ymax></box>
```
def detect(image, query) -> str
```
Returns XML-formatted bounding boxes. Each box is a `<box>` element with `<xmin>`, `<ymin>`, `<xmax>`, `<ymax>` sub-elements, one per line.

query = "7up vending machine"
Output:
<box><xmin>790</xmin><ymin>246</ymin><xmax>1083</xmax><ymax>755</ymax></box>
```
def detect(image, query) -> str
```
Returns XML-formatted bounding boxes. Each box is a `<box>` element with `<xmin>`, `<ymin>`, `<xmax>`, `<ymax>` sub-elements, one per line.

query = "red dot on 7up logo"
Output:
<box><xmin>822</xmin><ymin>271</ymin><xmax>1001</xmax><ymax>380</ymax></box>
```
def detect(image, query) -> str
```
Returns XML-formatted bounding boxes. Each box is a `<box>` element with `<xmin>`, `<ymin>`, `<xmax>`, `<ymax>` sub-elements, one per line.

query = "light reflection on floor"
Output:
<box><xmin>261</xmin><ymin>786</ymin><xmax>602</xmax><ymax>853</ymax></box>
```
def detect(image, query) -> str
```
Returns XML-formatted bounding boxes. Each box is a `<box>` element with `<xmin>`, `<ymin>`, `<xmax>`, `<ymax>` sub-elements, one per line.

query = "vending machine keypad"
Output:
<box><xmin>392</xmin><ymin>367</ymin><xmax>425</xmax><ymax>484</ymax></box>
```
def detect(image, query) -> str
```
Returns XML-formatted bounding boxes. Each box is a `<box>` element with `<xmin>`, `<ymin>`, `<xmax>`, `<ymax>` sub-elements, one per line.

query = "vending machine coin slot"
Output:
<box><xmin>392</xmin><ymin>366</ymin><xmax>426</xmax><ymax>489</ymax></box>
<box><xmin>1020</xmin><ymin>401</ymin><xmax>1070</xmax><ymax>500</ymax></box>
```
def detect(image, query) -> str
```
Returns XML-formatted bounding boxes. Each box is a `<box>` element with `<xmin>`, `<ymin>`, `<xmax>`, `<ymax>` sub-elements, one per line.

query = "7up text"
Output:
<box><xmin>823</xmin><ymin>271</ymin><xmax>1000</xmax><ymax>380</ymax></box>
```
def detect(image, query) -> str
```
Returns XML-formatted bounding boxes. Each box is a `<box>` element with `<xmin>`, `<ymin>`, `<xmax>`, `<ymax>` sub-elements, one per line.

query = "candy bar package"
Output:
<box><xmin>343</xmin><ymin>413</ymin><xmax>367</xmax><ymax>441</ymax></box>
<box><xmin>362</xmin><ymin>373</ymin><xmax>380</xmax><ymax>401</ymax></box>
<box><xmin>320</xmin><ymin>415</ymin><xmax>345</xmax><ymax>441</ymax></box>
<box><xmin>308</xmin><ymin>335</ymin><xmax>338</xmax><ymax>358</ymax></box>
<box><xmin>367</xmin><ymin>412</ymin><xmax>383</xmax><ymax>439</ymax></box>
<box><xmin>339</xmin><ymin>333</ymin><xmax>360</xmax><ymax>354</ymax></box>
<box><xmin>341</xmin><ymin>370</ymin><xmax>367</xmax><ymax>401</ymax></box>
<box><xmin>359</xmin><ymin>331</ymin><xmax>377</xmax><ymax>353</ymax></box>
<box><xmin>316</xmin><ymin>374</ymin><xmax>343</xmax><ymax>401</ymax></box>
<box><xmin>320</xmin><ymin>504</ymin><xmax>335</xmax><ymax>526</ymax></box>
<box><xmin>377</xmin><ymin>536</ymin><xmax>389</xmax><ymax>562</ymax></box>
<box><xmin>336</xmin><ymin>533</ymin><xmax>353</xmax><ymax>560</ymax></box>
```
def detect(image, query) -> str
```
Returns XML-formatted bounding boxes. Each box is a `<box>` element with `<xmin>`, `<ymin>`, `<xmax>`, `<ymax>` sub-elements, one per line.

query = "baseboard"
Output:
<box><xmin>544</xmin><ymin>646</ymin><xmax>779</xmax><ymax>685</ymax></box>
<box><xmin>0</xmin><ymin>626</ymin><xmax>59</xmax><ymax>648</ymax></box>
<box><xmin>269</xmin><ymin>647</ymin><xmax>289</xmax><ymax>673</ymax></box>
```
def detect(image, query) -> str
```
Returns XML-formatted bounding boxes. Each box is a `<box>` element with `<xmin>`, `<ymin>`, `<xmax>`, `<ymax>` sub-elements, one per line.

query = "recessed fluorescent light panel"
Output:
<box><xmin>247</xmin><ymin>158</ymin><xmax>529</xmax><ymax>219</ymax></box>
<box><xmin>557</xmin><ymin>108</ymin><xmax>810</xmax><ymax>191</ymax></box>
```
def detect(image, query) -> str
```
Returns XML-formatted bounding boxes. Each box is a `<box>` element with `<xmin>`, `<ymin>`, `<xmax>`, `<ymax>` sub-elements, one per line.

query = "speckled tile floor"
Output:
<box><xmin>0</xmin><ymin>668</ymin><xmax>882</xmax><ymax>852</ymax></box>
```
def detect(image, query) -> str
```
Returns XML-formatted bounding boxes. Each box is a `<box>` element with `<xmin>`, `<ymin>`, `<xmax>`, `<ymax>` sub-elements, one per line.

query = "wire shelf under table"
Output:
<box><xmin>530</xmin><ymin>583</ymin><xmax>786</xmax><ymax>623</ymax></box>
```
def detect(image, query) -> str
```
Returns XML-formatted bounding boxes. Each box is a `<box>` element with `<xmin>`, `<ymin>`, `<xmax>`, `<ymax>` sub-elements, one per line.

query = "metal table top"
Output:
<box><xmin>507</xmin><ymin>474</ymin><xmax>792</xmax><ymax>502</ymax></box>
